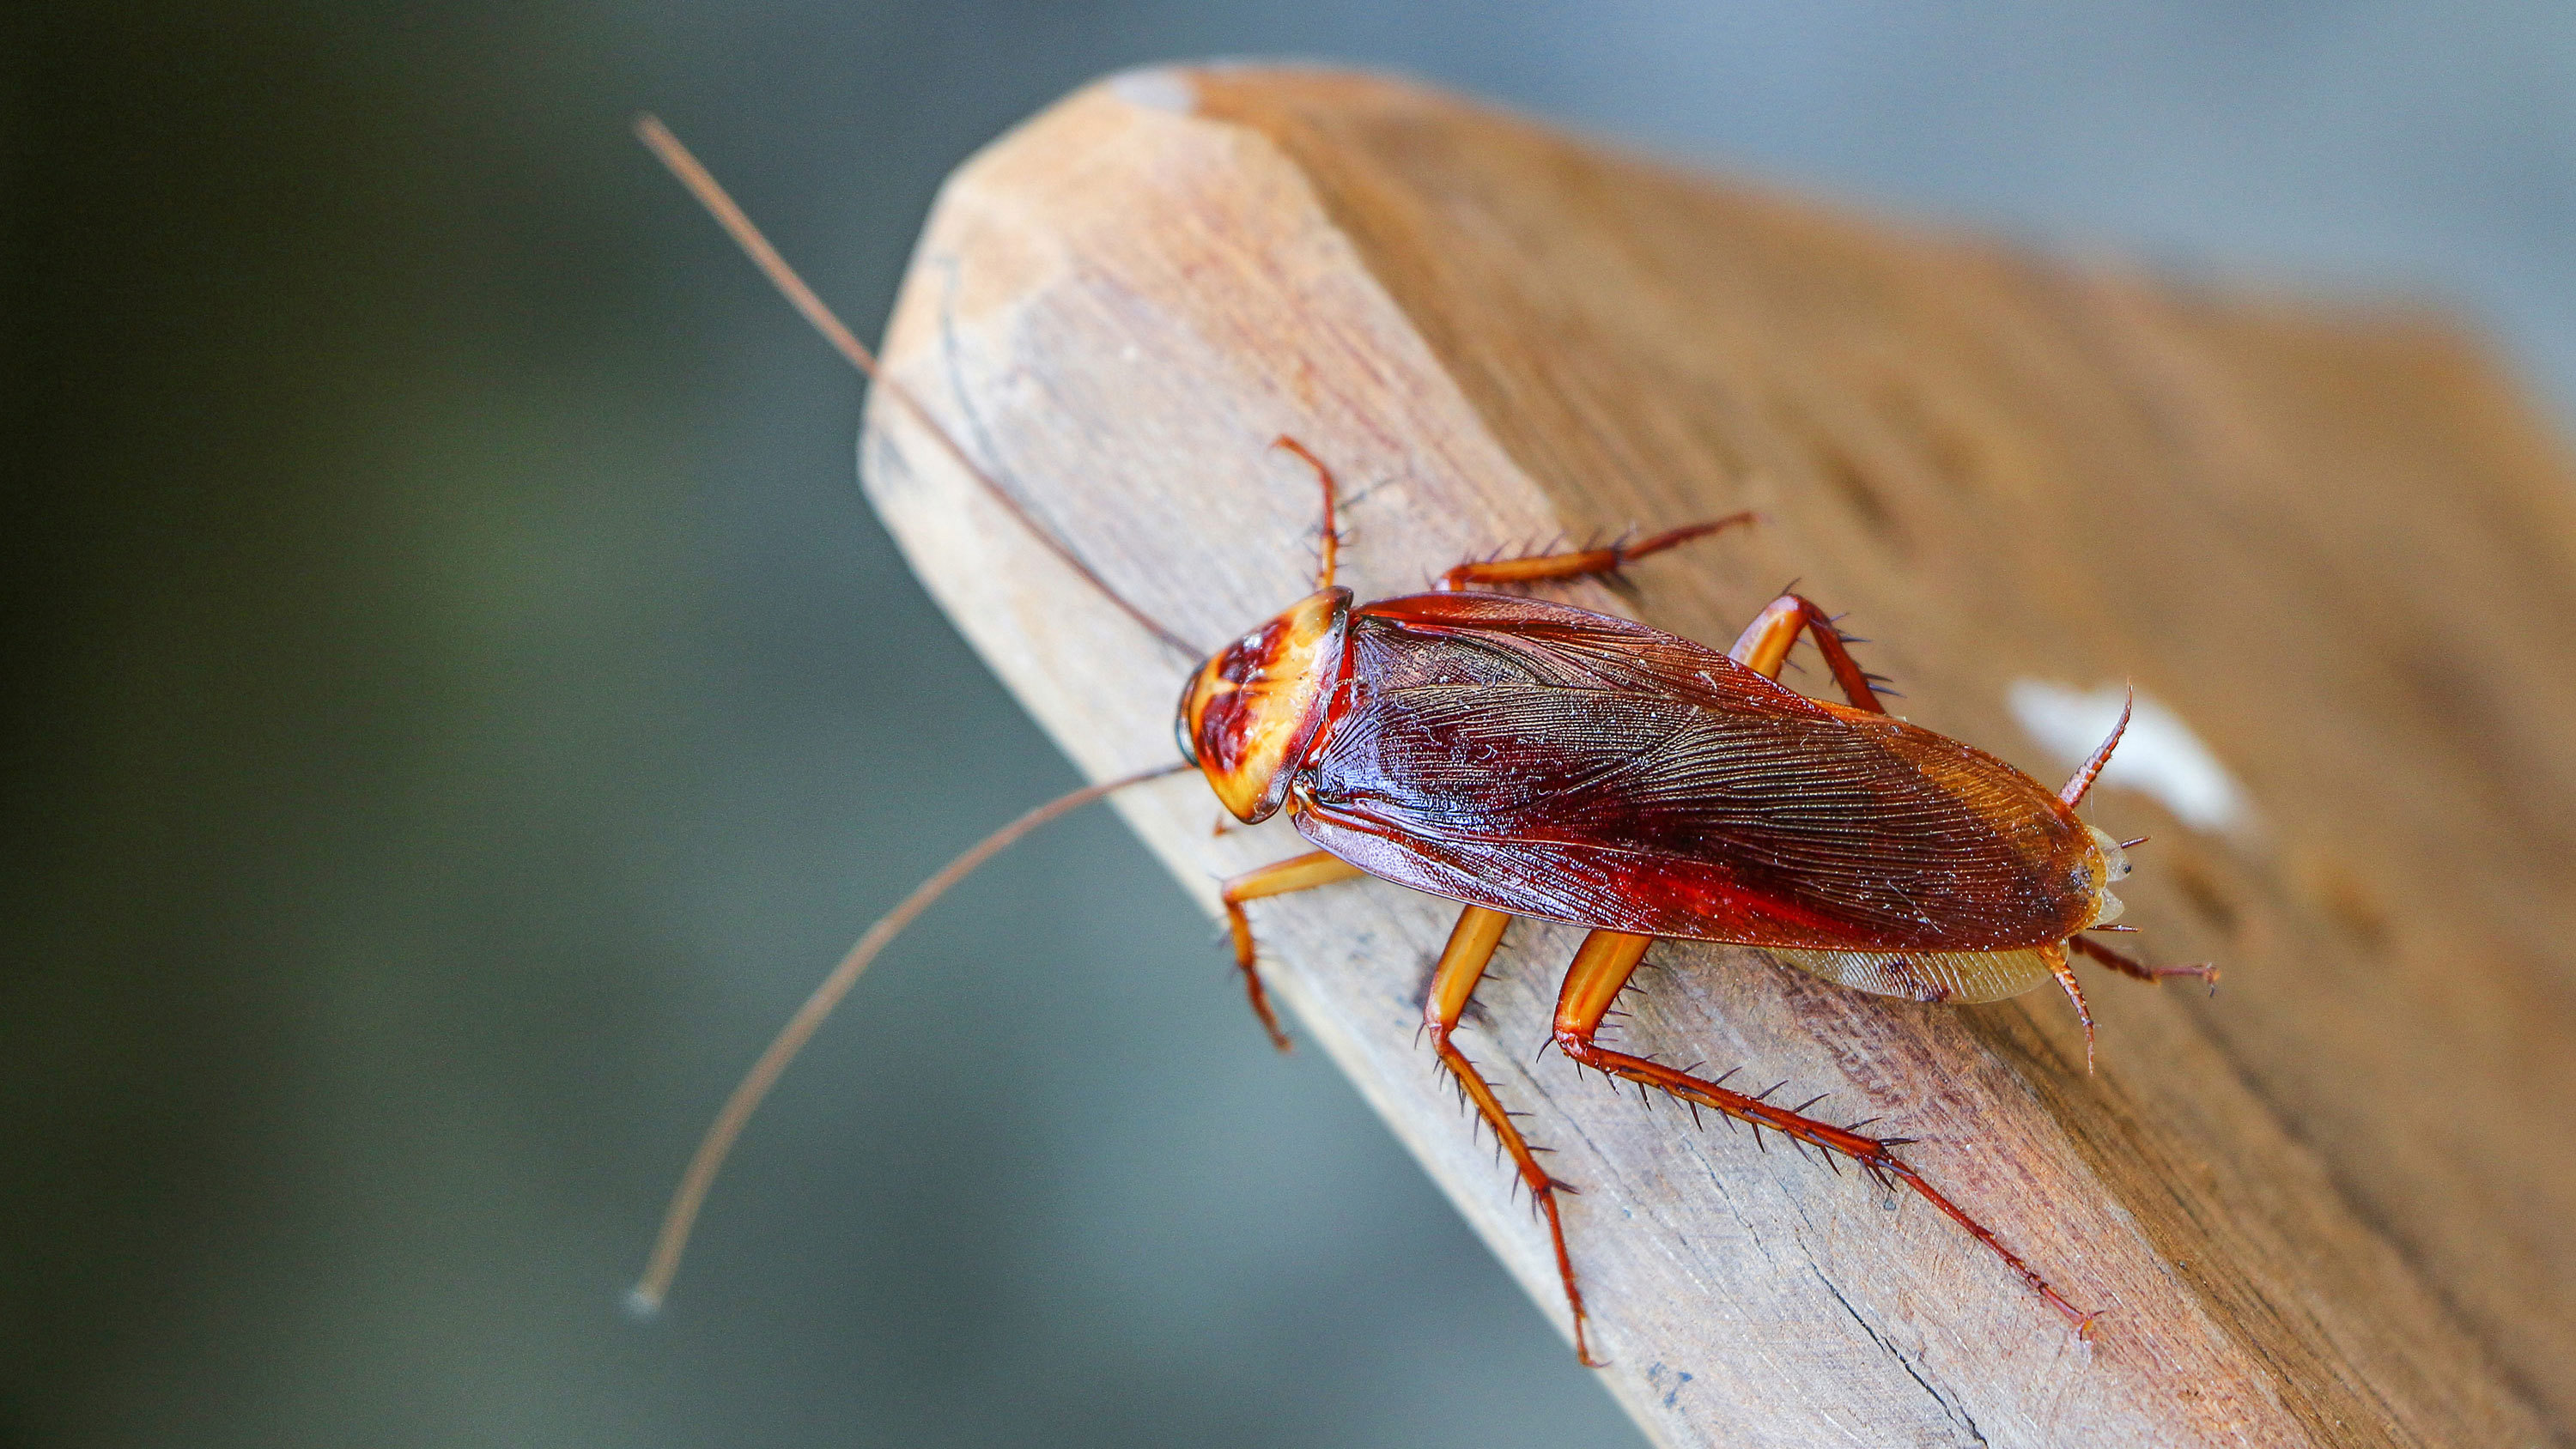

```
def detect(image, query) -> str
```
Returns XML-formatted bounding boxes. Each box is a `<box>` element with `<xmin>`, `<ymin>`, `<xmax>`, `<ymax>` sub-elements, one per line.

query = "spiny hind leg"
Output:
<box><xmin>1423</xmin><ymin>905</ymin><xmax>1602</xmax><ymax>1367</ymax></box>
<box><xmin>1727</xmin><ymin>592</ymin><xmax>1892</xmax><ymax>712</ymax></box>
<box><xmin>1550</xmin><ymin>928</ymin><xmax>2096</xmax><ymax>1333</ymax></box>
<box><xmin>1436</xmin><ymin>513</ymin><xmax>1754</xmax><ymax>592</ymax></box>
<box><xmin>1219</xmin><ymin>850</ymin><xmax>1364</xmax><ymax>1051</ymax></box>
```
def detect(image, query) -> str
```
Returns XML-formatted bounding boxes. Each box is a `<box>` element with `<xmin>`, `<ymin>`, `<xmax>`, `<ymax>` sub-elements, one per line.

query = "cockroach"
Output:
<box><xmin>628</xmin><ymin>117</ymin><xmax>2217</xmax><ymax>1365</ymax></box>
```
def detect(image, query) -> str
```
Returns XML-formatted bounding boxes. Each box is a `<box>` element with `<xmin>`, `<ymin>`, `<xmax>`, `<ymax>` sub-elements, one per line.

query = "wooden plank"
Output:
<box><xmin>860</xmin><ymin>65</ymin><xmax>2572</xmax><ymax>1447</ymax></box>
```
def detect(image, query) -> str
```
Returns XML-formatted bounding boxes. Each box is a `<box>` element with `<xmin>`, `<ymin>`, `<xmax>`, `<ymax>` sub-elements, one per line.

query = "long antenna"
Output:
<box><xmin>629</xmin><ymin>762</ymin><xmax>1188</xmax><ymax>1317</ymax></box>
<box><xmin>635</xmin><ymin>114</ymin><xmax>1203</xmax><ymax>660</ymax></box>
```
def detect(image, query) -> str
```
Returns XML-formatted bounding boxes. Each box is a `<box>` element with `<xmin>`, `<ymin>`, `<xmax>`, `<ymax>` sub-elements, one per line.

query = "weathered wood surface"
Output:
<box><xmin>860</xmin><ymin>65</ymin><xmax>2575</xmax><ymax>1448</ymax></box>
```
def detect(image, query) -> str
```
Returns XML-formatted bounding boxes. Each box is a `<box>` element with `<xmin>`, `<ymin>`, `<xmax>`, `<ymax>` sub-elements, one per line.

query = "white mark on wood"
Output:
<box><xmin>2009</xmin><ymin>680</ymin><xmax>2257</xmax><ymax>839</ymax></box>
<box><xmin>1108</xmin><ymin>67</ymin><xmax>1196</xmax><ymax>114</ymax></box>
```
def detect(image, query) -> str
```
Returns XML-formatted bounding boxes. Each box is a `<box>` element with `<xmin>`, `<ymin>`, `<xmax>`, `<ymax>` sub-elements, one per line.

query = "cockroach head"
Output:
<box><xmin>1176</xmin><ymin>587</ymin><xmax>1352</xmax><ymax>822</ymax></box>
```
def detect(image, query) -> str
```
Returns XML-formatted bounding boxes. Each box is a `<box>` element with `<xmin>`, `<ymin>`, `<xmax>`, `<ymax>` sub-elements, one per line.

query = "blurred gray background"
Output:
<box><xmin>7</xmin><ymin>3</ymin><xmax>2572</xmax><ymax>1446</ymax></box>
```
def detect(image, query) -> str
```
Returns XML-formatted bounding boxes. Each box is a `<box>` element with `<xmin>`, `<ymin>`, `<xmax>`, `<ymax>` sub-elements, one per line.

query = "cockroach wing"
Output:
<box><xmin>1291</xmin><ymin>594</ymin><xmax>2099</xmax><ymax>963</ymax></box>
<box><xmin>1758</xmin><ymin>944</ymin><xmax>2063</xmax><ymax>1005</ymax></box>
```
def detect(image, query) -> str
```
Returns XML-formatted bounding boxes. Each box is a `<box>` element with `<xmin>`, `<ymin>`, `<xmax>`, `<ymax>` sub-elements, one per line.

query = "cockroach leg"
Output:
<box><xmin>1551</xmin><ymin>930</ymin><xmax>2097</xmax><ymax>1336</ymax></box>
<box><xmin>1422</xmin><ymin>906</ymin><xmax>1604</xmax><ymax>1366</ymax></box>
<box><xmin>1269</xmin><ymin>435</ymin><xmax>1341</xmax><ymax>590</ymax></box>
<box><xmin>2070</xmin><ymin>931</ymin><xmax>2220</xmax><ymax>994</ymax></box>
<box><xmin>1727</xmin><ymin>593</ymin><xmax>1886</xmax><ymax>712</ymax></box>
<box><xmin>2044</xmin><ymin>943</ymin><xmax>2098</xmax><ymax>1074</ymax></box>
<box><xmin>1725</xmin><ymin>596</ymin><xmax>1805</xmax><ymax>678</ymax></box>
<box><xmin>1433</xmin><ymin>512</ymin><xmax>1754</xmax><ymax>592</ymax></box>
<box><xmin>1218</xmin><ymin>851</ymin><xmax>1366</xmax><ymax>1050</ymax></box>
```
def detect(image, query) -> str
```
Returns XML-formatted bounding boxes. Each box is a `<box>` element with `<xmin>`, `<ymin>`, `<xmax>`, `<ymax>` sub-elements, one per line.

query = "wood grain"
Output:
<box><xmin>859</xmin><ymin>65</ymin><xmax>2573</xmax><ymax>1447</ymax></box>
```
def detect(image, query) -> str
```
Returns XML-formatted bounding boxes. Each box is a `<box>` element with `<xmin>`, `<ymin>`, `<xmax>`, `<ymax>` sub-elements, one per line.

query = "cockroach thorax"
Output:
<box><xmin>1177</xmin><ymin>587</ymin><xmax>1352</xmax><ymax>822</ymax></box>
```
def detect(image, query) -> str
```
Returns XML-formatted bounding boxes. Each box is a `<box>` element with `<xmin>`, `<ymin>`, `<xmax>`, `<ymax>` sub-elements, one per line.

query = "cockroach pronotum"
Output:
<box><xmin>627</xmin><ymin>117</ymin><xmax>2217</xmax><ymax>1365</ymax></box>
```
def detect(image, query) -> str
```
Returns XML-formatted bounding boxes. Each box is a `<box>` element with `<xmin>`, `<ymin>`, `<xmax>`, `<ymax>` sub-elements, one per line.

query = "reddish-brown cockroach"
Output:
<box><xmin>629</xmin><ymin>118</ymin><xmax>2216</xmax><ymax>1364</ymax></box>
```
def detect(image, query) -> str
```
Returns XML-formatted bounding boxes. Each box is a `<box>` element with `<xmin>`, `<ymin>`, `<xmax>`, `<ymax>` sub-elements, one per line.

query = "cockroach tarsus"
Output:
<box><xmin>629</xmin><ymin>116</ymin><xmax>2217</xmax><ymax>1366</ymax></box>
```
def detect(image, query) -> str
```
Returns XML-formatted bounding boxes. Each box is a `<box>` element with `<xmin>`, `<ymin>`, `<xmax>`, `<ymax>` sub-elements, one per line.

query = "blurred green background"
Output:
<box><xmin>7</xmin><ymin>3</ymin><xmax>2573</xmax><ymax>1446</ymax></box>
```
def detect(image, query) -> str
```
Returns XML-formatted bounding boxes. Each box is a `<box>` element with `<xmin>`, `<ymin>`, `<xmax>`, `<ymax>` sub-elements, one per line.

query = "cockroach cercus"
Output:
<box><xmin>627</xmin><ymin>117</ymin><xmax>2218</xmax><ymax>1365</ymax></box>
